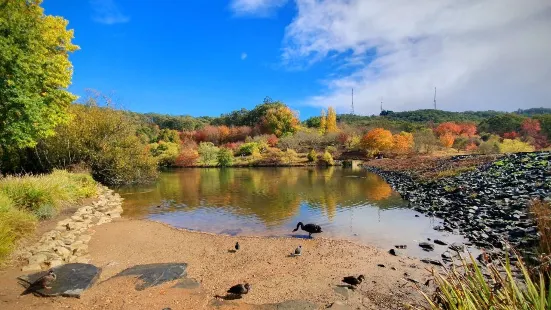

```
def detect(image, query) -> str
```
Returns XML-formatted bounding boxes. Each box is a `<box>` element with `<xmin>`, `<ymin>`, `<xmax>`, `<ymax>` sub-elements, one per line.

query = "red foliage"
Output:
<box><xmin>434</xmin><ymin>122</ymin><xmax>461</xmax><ymax>137</ymax></box>
<box><xmin>458</xmin><ymin>123</ymin><xmax>477</xmax><ymax>137</ymax></box>
<box><xmin>521</xmin><ymin>119</ymin><xmax>541</xmax><ymax>137</ymax></box>
<box><xmin>503</xmin><ymin>131</ymin><xmax>520</xmax><ymax>139</ymax></box>
<box><xmin>228</xmin><ymin>126</ymin><xmax>252</xmax><ymax>142</ymax></box>
<box><xmin>337</xmin><ymin>132</ymin><xmax>349</xmax><ymax>145</ymax></box>
<box><xmin>175</xmin><ymin>145</ymin><xmax>199</xmax><ymax>167</ymax></box>
<box><xmin>267</xmin><ymin>134</ymin><xmax>279</xmax><ymax>147</ymax></box>
<box><xmin>223</xmin><ymin>142</ymin><xmax>242</xmax><ymax>150</ymax></box>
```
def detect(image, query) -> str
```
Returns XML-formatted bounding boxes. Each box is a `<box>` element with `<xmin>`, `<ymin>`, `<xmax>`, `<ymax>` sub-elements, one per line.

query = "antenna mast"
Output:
<box><xmin>380</xmin><ymin>97</ymin><xmax>383</xmax><ymax>112</ymax></box>
<box><xmin>433</xmin><ymin>87</ymin><xmax>437</xmax><ymax>110</ymax></box>
<box><xmin>351</xmin><ymin>88</ymin><xmax>355</xmax><ymax>115</ymax></box>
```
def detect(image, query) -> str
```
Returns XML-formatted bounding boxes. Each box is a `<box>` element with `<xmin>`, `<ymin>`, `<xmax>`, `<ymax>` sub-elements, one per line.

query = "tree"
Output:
<box><xmin>319</xmin><ymin>110</ymin><xmax>327</xmax><ymax>134</ymax></box>
<box><xmin>458</xmin><ymin>123</ymin><xmax>477</xmax><ymax>137</ymax></box>
<box><xmin>0</xmin><ymin>0</ymin><xmax>79</xmax><ymax>148</ymax></box>
<box><xmin>307</xmin><ymin>149</ymin><xmax>317</xmax><ymax>162</ymax></box>
<box><xmin>392</xmin><ymin>132</ymin><xmax>414</xmax><ymax>154</ymax></box>
<box><xmin>261</xmin><ymin>106</ymin><xmax>299</xmax><ymax>137</ymax></box>
<box><xmin>439</xmin><ymin>133</ymin><xmax>455</xmax><ymax>148</ymax></box>
<box><xmin>361</xmin><ymin>128</ymin><xmax>394</xmax><ymax>155</ymax></box>
<box><xmin>217</xmin><ymin>148</ymin><xmax>233</xmax><ymax>167</ymax></box>
<box><xmin>413</xmin><ymin>129</ymin><xmax>439</xmax><ymax>154</ymax></box>
<box><xmin>326</xmin><ymin>107</ymin><xmax>338</xmax><ymax>132</ymax></box>
<box><xmin>478</xmin><ymin>114</ymin><xmax>525</xmax><ymax>136</ymax></box>
<box><xmin>197</xmin><ymin>142</ymin><xmax>219</xmax><ymax>165</ymax></box>
<box><xmin>434</xmin><ymin>122</ymin><xmax>461</xmax><ymax>137</ymax></box>
<box><xmin>521</xmin><ymin>119</ymin><xmax>541</xmax><ymax>137</ymax></box>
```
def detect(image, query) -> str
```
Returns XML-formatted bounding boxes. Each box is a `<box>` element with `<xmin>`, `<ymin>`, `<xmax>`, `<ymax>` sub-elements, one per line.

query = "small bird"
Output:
<box><xmin>292</xmin><ymin>245</ymin><xmax>302</xmax><ymax>256</ymax></box>
<box><xmin>235</xmin><ymin>242</ymin><xmax>240</xmax><ymax>251</ymax></box>
<box><xmin>342</xmin><ymin>275</ymin><xmax>365</xmax><ymax>288</ymax></box>
<box><xmin>21</xmin><ymin>269</ymin><xmax>57</xmax><ymax>295</ymax></box>
<box><xmin>227</xmin><ymin>283</ymin><xmax>251</xmax><ymax>295</ymax></box>
<box><xmin>292</xmin><ymin>222</ymin><xmax>322</xmax><ymax>238</ymax></box>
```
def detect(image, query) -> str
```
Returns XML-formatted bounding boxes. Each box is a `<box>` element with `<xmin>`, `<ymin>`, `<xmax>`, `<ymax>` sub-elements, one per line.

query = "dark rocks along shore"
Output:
<box><xmin>367</xmin><ymin>152</ymin><xmax>550</xmax><ymax>261</ymax></box>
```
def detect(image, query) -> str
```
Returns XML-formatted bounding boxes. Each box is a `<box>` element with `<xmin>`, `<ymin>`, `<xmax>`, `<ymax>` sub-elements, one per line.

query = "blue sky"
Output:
<box><xmin>43</xmin><ymin>0</ymin><xmax>550</xmax><ymax>119</ymax></box>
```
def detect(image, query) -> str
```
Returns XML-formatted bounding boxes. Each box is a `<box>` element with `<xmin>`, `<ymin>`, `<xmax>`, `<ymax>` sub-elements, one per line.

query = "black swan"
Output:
<box><xmin>235</xmin><ymin>242</ymin><xmax>240</xmax><ymax>251</ymax></box>
<box><xmin>21</xmin><ymin>269</ymin><xmax>56</xmax><ymax>295</ymax></box>
<box><xmin>227</xmin><ymin>283</ymin><xmax>251</xmax><ymax>295</ymax></box>
<box><xmin>342</xmin><ymin>275</ymin><xmax>365</xmax><ymax>287</ymax></box>
<box><xmin>292</xmin><ymin>222</ymin><xmax>322</xmax><ymax>238</ymax></box>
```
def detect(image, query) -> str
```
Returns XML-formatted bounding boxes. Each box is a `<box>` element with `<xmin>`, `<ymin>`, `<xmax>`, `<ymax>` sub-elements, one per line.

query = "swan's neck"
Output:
<box><xmin>295</xmin><ymin>222</ymin><xmax>303</xmax><ymax>230</ymax></box>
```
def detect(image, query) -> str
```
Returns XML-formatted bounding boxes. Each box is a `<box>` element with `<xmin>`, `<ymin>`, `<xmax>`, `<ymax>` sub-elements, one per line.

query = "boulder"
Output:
<box><xmin>418</xmin><ymin>242</ymin><xmax>434</xmax><ymax>251</ymax></box>
<box><xmin>434</xmin><ymin>240</ymin><xmax>447</xmax><ymax>246</ymax></box>
<box><xmin>18</xmin><ymin>263</ymin><xmax>101</xmax><ymax>298</ymax></box>
<box><xmin>388</xmin><ymin>249</ymin><xmax>400</xmax><ymax>256</ymax></box>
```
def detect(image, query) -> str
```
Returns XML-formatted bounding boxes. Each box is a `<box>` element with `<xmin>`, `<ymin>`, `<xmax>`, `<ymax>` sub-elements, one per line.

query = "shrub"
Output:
<box><xmin>278</xmin><ymin>130</ymin><xmax>322</xmax><ymax>152</ymax></box>
<box><xmin>217</xmin><ymin>148</ymin><xmax>234</xmax><ymax>167</ymax></box>
<box><xmin>307</xmin><ymin>149</ymin><xmax>318</xmax><ymax>162</ymax></box>
<box><xmin>392</xmin><ymin>131</ymin><xmax>414</xmax><ymax>154</ymax></box>
<box><xmin>361</xmin><ymin>128</ymin><xmax>394</xmax><ymax>156</ymax></box>
<box><xmin>320</xmin><ymin>150</ymin><xmax>334</xmax><ymax>166</ymax></box>
<box><xmin>260</xmin><ymin>148</ymin><xmax>284</xmax><ymax>165</ymax></box>
<box><xmin>176</xmin><ymin>146</ymin><xmax>199</xmax><ymax>167</ymax></box>
<box><xmin>439</xmin><ymin>133</ymin><xmax>455</xmax><ymax>148</ymax></box>
<box><xmin>34</xmin><ymin>204</ymin><xmax>57</xmax><ymax>220</ymax></box>
<box><xmin>281</xmin><ymin>149</ymin><xmax>299</xmax><ymax>164</ymax></box>
<box><xmin>149</xmin><ymin>141</ymin><xmax>180</xmax><ymax>166</ymax></box>
<box><xmin>237</xmin><ymin>142</ymin><xmax>260</xmax><ymax>156</ymax></box>
<box><xmin>345</xmin><ymin>135</ymin><xmax>361</xmax><ymax>151</ymax></box>
<box><xmin>413</xmin><ymin>129</ymin><xmax>440</xmax><ymax>153</ymax></box>
<box><xmin>266</xmin><ymin>134</ymin><xmax>279</xmax><ymax>147</ymax></box>
<box><xmin>417</xmin><ymin>252</ymin><xmax>551</xmax><ymax>310</ymax></box>
<box><xmin>325</xmin><ymin>145</ymin><xmax>337</xmax><ymax>155</ymax></box>
<box><xmin>478</xmin><ymin>135</ymin><xmax>501</xmax><ymax>154</ymax></box>
<box><xmin>252</xmin><ymin>136</ymin><xmax>269</xmax><ymax>152</ymax></box>
<box><xmin>197</xmin><ymin>142</ymin><xmax>219</xmax><ymax>165</ymax></box>
<box><xmin>498</xmin><ymin>139</ymin><xmax>535</xmax><ymax>153</ymax></box>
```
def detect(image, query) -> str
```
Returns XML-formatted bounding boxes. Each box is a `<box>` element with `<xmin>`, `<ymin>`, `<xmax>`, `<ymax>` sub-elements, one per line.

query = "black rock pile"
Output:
<box><xmin>367</xmin><ymin>152</ymin><xmax>550</xmax><ymax>260</ymax></box>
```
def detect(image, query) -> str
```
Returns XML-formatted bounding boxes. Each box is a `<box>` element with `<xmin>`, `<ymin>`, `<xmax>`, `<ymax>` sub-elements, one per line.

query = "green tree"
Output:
<box><xmin>261</xmin><ymin>106</ymin><xmax>299</xmax><ymax>137</ymax></box>
<box><xmin>197</xmin><ymin>142</ymin><xmax>219</xmax><ymax>165</ymax></box>
<box><xmin>217</xmin><ymin>148</ymin><xmax>233</xmax><ymax>167</ymax></box>
<box><xmin>478</xmin><ymin>114</ymin><xmax>525</xmax><ymax>136</ymax></box>
<box><xmin>0</xmin><ymin>0</ymin><xmax>79</xmax><ymax>148</ymax></box>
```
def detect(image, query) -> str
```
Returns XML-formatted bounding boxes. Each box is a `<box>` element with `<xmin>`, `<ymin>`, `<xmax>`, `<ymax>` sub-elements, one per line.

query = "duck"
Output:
<box><xmin>21</xmin><ymin>269</ymin><xmax>57</xmax><ymax>295</ymax></box>
<box><xmin>292</xmin><ymin>222</ymin><xmax>322</xmax><ymax>238</ymax></box>
<box><xmin>292</xmin><ymin>245</ymin><xmax>302</xmax><ymax>256</ymax></box>
<box><xmin>235</xmin><ymin>242</ymin><xmax>240</xmax><ymax>251</ymax></box>
<box><xmin>342</xmin><ymin>275</ymin><xmax>365</xmax><ymax>288</ymax></box>
<box><xmin>227</xmin><ymin>283</ymin><xmax>251</xmax><ymax>295</ymax></box>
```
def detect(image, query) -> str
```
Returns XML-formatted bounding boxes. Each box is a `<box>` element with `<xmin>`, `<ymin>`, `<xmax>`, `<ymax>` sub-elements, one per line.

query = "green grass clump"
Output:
<box><xmin>435</xmin><ymin>167</ymin><xmax>475</xmax><ymax>179</ymax></box>
<box><xmin>416</xmin><ymin>252</ymin><xmax>551</xmax><ymax>310</ymax></box>
<box><xmin>0</xmin><ymin>170</ymin><xmax>97</xmax><ymax>263</ymax></box>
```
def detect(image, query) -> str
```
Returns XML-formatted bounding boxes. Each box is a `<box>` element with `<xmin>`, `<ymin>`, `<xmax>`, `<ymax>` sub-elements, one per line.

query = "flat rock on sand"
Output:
<box><xmin>18</xmin><ymin>263</ymin><xmax>101</xmax><ymax>298</ymax></box>
<box><xmin>111</xmin><ymin>263</ymin><xmax>188</xmax><ymax>291</ymax></box>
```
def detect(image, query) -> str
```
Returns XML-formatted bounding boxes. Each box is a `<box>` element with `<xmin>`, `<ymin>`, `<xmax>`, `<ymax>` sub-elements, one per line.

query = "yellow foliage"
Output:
<box><xmin>319</xmin><ymin>110</ymin><xmax>327</xmax><ymax>134</ymax></box>
<box><xmin>392</xmin><ymin>132</ymin><xmax>414</xmax><ymax>154</ymax></box>
<box><xmin>326</xmin><ymin>107</ymin><xmax>338</xmax><ymax>133</ymax></box>
<box><xmin>498</xmin><ymin>139</ymin><xmax>535</xmax><ymax>153</ymax></box>
<box><xmin>361</xmin><ymin>128</ymin><xmax>394</xmax><ymax>155</ymax></box>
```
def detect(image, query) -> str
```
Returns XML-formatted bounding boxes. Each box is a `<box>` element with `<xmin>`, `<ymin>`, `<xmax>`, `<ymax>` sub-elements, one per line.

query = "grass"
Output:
<box><xmin>415</xmin><ymin>252</ymin><xmax>551</xmax><ymax>310</ymax></box>
<box><xmin>531</xmin><ymin>200</ymin><xmax>551</xmax><ymax>276</ymax></box>
<box><xmin>434</xmin><ymin>166</ymin><xmax>476</xmax><ymax>179</ymax></box>
<box><xmin>0</xmin><ymin>170</ymin><xmax>98</xmax><ymax>263</ymax></box>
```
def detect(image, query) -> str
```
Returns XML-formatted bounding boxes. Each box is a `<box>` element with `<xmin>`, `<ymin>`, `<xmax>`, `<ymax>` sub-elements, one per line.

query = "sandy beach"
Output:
<box><xmin>0</xmin><ymin>218</ymin><xmax>432</xmax><ymax>309</ymax></box>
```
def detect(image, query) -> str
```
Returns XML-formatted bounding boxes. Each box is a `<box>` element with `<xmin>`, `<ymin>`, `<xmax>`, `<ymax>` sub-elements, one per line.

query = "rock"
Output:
<box><xmin>77</xmin><ymin>235</ymin><xmax>92</xmax><ymax>243</ymax></box>
<box><xmin>434</xmin><ymin>240</ymin><xmax>447</xmax><ymax>246</ymax></box>
<box><xmin>72</xmin><ymin>244</ymin><xmax>88</xmax><ymax>256</ymax></box>
<box><xmin>394</xmin><ymin>245</ymin><xmax>407</xmax><ymax>249</ymax></box>
<box><xmin>54</xmin><ymin>247</ymin><xmax>71</xmax><ymax>259</ymax></box>
<box><xmin>449</xmin><ymin>242</ymin><xmax>465</xmax><ymax>252</ymax></box>
<box><xmin>388</xmin><ymin>249</ymin><xmax>400</xmax><ymax>256</ymax></box>
<box><xmin>377</xmin><ymin>264</ymin><xmax>385</xmax><ymax>268</ymax></box>
<box><xmin>111</xmin><ymin>263</ymin><xmax>188</xmax><ymax>291</ymax></box>
<box><xmin>21</xmin><ymin>264</ymin><xmax>42</xmax><ymax>272</ymax></box>
<box><xmin>18</xmin><ymin>263</ymin><xmax>101</xmax><ymax>298</ymax></box>
<box><xmin>418</xmin><ymin>242</ymin><xmax>435</xmax><ymax>251</ymax></box>
<box><xmin>421</xmin><ymin>258</ymin><xmax>443</xmax><ymax>266</ymax></box>
<box><xmin>28</xmin><ymin>254</ymin><xmax>48</xmax><ymax>266</ymax></box>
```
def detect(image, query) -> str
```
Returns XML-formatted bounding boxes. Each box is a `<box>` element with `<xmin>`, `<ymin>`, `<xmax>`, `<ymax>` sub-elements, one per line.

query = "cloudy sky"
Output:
<box><xmin>43</xmin><ymin>0</ymin><xmax>551</xmax><ymax>117</ymax></box>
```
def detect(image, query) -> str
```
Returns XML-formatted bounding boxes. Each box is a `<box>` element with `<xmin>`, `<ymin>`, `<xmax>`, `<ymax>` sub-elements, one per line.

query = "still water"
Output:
<box><xmin>117</xmin><ymin>167</ymin><xmax>470</xmax><ymax>258</ymax></box>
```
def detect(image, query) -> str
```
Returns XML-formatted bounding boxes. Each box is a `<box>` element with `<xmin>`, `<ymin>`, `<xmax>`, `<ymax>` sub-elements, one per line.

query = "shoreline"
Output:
<box><xmin>0</xmin><ymin>218</ymin><xmax>432</xmax><ymax>309</ymax></box>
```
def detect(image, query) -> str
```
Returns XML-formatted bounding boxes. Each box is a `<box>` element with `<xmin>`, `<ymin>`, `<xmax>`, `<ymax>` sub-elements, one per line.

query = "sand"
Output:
<box><xmin>0</xmin><ymin>219</ymin><xmax>433</xmax><ymax>309</ymax></box>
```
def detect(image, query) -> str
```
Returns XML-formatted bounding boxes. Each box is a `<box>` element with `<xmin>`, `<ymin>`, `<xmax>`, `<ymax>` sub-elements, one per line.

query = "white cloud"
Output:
<box><xmin>90</xmin><ymin>0</ymin><xmax>130</xmax><ymax>25</ymax></box>
<box><xmin>231</xmin><ymin>0</ymin><xmax>288</xmax><ymax>16</ymax></box>
<box><xmin>241</xmin><ymin>52</ymin><xmax>248</xmax><ymax>60</ymax></box>
<box><xmin>274</xmin><ymin>0</ymin><xmax>551</xmax><ymax>114</ymax></box>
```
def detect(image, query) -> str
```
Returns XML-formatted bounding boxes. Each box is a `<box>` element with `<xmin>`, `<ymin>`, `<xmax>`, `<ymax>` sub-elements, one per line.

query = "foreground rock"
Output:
<box><xmin>17</xmin><ymin>263</ymin><xmax>101</xmax><ymax>298</ymax></box>
<box><xmin>366</xmin><ymin>152</ymin><xmax>550</xmax><ymax>259</ymax></box>
<box><xmin>111</xmin><ymin>263</ymin><xmax>188</xmax><ymax>291</ymax></box>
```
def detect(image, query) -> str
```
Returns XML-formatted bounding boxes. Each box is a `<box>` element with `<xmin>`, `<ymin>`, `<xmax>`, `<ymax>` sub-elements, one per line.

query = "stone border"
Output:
<box><xmin>15</xmin><ymin>186</ymin><xmax>123</xmax><ymax>272</ymax></box>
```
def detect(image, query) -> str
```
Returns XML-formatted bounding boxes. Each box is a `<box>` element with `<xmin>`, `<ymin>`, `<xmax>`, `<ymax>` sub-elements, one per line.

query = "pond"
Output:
<box><xmin>117</xmin><ymin>167</ymin><xmax>471</xmax><ymax>258</ymax></box>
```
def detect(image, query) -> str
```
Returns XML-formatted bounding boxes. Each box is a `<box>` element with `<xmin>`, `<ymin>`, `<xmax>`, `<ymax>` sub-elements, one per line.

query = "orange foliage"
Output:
<box><xmin>267</xmin><ymin>134</ymin><xmax>279</xmax><ymax>147</ymax></box>
<box><xmin>218</xmin><ymin>125</ymin><xmax>230</xmax><ymax>143</ymax></box>
<box><xmin>392</xmin><ymin>132</ymin><xmax>414</xmax><ymax>154</ymax></box>
<box><xmin>176</xmin><ymin>146</ymin><xmax>199</xmax><ymax>166</ymax></box>
<box><xmin>434</xmin><ymin>122</ymin><xmax>461</xmax><ymax>136</ymax></box>
<box><xmin>458</xmin><ymin>123</ymin><xmax>477</xmax><ymax>137</ymax></box>
<box><xmin>439</xmin><ymin>133</ymin><xmax>455</xmax><ymax>148</ymax></box>
<box><xmin>465</xmin><ymin>142</ymin><xmax>478</xmax><ymax>152</ymax></box>
<box><xmin>361</xmin><ymin>128</ymin><xmax>394</xmax><ymax>154</ymax></box>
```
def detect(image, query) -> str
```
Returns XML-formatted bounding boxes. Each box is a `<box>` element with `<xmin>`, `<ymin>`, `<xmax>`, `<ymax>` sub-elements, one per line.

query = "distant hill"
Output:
<box><xmin>515</xmin><ymin>108</ymin><xmax>551</xmax><ymax>116</ymax></box>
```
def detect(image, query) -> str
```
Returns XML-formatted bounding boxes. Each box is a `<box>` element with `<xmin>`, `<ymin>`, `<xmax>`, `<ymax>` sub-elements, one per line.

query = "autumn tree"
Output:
<box><xmin>261</xmin><ymin>106</ymin><xmax>299</xmax><ymax>137</ymax></box>
<box><xmin>458</xmin><ymin>123</ymin><xmax>477</xmax><ymax>137</ymax></box>
<box><xmin>392</xmin><ymin>132</ymin><xmax>414</xmax><ymax>154</ymax></box>
<box><xmin>326</xmin><ymin>107</ymin><xmax>338</xmax><ymax>132</ymax></box>
<box><xmin>0</xmin><ymin>0</ymin><xmax>79</xmax><ymax>149</ymax></box>
<box><xmin>521</xmin><ymin>119</ymin><xmax>541</xmax><ymax>137</ymax></box>
<box><xmin>439</xmin><ymin>133</ymin><xmax>455</xmax><ymax>148</ymax></box>
<box><xmin>361</xmin><ymin>128</ymin><xmax>394</xmax><ymax>156</ymax></box>
<box><xmin>319</xmin><ymin>109</ymin><xmax>327</xmax><ymax>134</ymax></box>
<box><xmin>434</xmin><ymin>122</ymin><xmax>461</xmax><ymax>137</ymax></box>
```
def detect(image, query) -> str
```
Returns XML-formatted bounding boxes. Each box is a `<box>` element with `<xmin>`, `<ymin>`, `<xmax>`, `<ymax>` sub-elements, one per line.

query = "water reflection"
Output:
<box><xmin>118</xmin><ymin>167</ymin><xmax>472</xmax><ymax>258</ymax></box>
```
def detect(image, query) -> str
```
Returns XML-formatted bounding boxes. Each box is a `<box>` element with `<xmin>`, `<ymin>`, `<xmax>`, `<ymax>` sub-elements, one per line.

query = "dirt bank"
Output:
<box><xmin>0</xmin><ymin>219</ymin><xmax>431</xmax><ymax>310</ymax></box>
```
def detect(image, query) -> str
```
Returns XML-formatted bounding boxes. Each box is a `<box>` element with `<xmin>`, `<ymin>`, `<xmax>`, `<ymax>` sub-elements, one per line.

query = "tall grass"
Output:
<box><xmin>531</xmin><ymin>199</ymin><xmax>551</xmax><ymax>277</ymax></box>
<box><xmin>0</xmin><ymin>170</ymin><xmax>97</xmax><ymax>263</ymax></box>
<box><xmin>416</xmin><ymin>252</ymin><xmax>551</xmax><ymax>310</ymax></box>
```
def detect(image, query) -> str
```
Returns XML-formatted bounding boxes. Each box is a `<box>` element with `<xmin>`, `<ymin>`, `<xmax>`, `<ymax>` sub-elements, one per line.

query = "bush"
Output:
<box><xmin>281</xmin><ymin>149</ymin><xmax>299</xmax><ymax>164</ymax></box>
<box><xmin>413</xmin><ymin>129</ymin><xmax>439</xmax><ymax>154</ymax></box>
<box><xmin>149</xmin><ymin>141</ymin><xmax>180</xmax><ymax>166</ymax></box>
<box><xmin>217</xmin><ymin>148</ymin><xmax>234</xmax><ymax>167</ymax></box>
<box><xmin>478</xmin><ymin>136</ymin><xmax>500</xmax><ymax>154</ymax></box>
<box><xmin>259</xmin><ymin>148</ymin><xmax>284</xmax><ymax>165</ymax></box>
<box><xmin>498</xmin><ymin>139</ymin><xmax>535</xmax><ymax>153</ymax></box>
<box><xmin>237</xmin><ymin>142</ymin><xmax>260</xmax><ymax>156</ymax></box>
<box><xmin>307</xmin><ymin>149</ymin><xmax>318</xmax><ymax>162</ymax></box>
<box><xmin>278</xmin><ymin>131</ymin><xmax>322</xmax><ymax>152</ymax></box>
<box><xmin>176</xmin><ymin>145</ymin><xmax>199</xmax><ymax>166</ymax></box>
<box><xmin>197</xmin><ymin>142</ymin><xmax>219</xmax><ymax>165</ymax></box>
<box><xmin>34</xmin><ymin>204</ymin><xmax>57</xmax><ymax>220</ymax></box>
<box><xmin>320</xmin><ymin>150</ymin><xmax>334</xmax><ymax>166</ymax></box>
<box><xmin>325</xmin><ymin>146</ymin><xmax>338</xmax><ymax>155</ymax></box>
